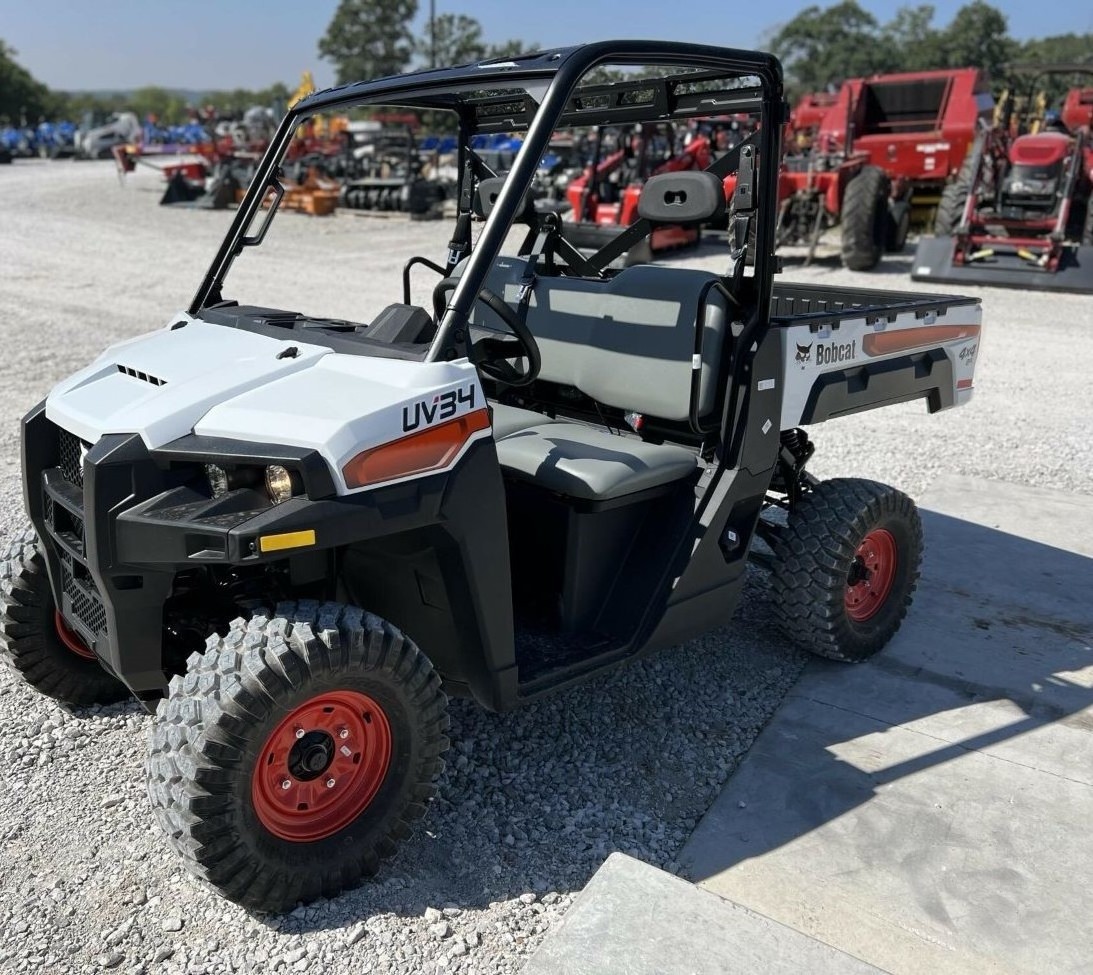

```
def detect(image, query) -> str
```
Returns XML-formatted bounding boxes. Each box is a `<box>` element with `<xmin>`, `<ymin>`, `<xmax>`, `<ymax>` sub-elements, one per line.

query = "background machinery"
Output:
<box><xmin>913</xmin><ymin>63</ymin><xmax>1093</xmax><ymax>292</ymax></box>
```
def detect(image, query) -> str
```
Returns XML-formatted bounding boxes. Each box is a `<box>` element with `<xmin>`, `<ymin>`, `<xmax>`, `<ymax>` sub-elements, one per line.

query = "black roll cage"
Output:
<box><xmin>189</xmin><ymin>40</ymin><xmax>784</xmax><ymax>382</ymax></box>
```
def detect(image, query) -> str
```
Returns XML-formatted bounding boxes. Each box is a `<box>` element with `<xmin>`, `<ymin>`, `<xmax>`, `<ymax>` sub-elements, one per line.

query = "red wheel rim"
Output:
<box><xmin>54</xmin><ymin>611</ymin><xmax>96</xmax><ymax>660</ymax></box>
<box><xmin>844</xmin><ymin>528</ymin><xmax>898</xmax><ymax>623</ymax></box>
<box><xmin>251</xmin><ymin>690</ymin><xmax>392</xmax><ymax>843</ymax></box>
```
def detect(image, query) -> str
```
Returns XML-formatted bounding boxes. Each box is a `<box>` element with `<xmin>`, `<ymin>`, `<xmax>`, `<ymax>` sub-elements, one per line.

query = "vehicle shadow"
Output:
<box><xmin>679</xmin><ymin>506</ymin><xmax>1093</xmax><ymax>926</ymax></box>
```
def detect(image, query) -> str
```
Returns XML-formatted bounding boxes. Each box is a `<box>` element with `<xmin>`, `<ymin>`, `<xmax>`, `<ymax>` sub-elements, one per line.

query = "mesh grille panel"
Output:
<box><xmin>62</xmin><ymin>564</ymin><xmax>108</xmax><ymax>637</ymax></box>
<box><xmin>58</xmin><ymin>430</ymin><xmax>86</xmax><ymax>488</ymax></box>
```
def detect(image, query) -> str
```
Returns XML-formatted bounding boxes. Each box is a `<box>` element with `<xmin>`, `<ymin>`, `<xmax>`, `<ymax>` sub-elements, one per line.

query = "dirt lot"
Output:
<box><xmin>0</xmin><ymin>160</ymin><xmax>1089</xmax><ymax>975</ymax></box>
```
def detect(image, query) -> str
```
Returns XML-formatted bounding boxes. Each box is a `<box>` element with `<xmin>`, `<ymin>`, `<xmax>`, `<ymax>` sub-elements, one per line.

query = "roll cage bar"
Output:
<box><xmin>189</xmin><ymin>40</ymin><xmax>785</xmax><ymax>367</ymax></box>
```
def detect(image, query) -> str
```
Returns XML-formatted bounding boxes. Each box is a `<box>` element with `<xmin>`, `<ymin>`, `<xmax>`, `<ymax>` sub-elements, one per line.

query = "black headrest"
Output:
<box><xmin>473</xmin><ymin>175</ymin><xmax>529</xmax><ymax>219</ymax></box>
<box><xmin>637</xmin><ymin>171</ymin><xmax>727</xmax><ymax>225</ymax></box>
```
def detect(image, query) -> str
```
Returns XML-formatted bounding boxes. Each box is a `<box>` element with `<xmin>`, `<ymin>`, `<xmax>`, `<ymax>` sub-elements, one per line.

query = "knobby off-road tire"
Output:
<box><xmin>0</xmin><ymin>524</ymin><xmax>130</xmax><ymax>706</ymax></box>
<box><xmin>840</xmin><ymin>166</ymin><xmax>890</xmax><ymax>271</ymax></box>
<box><xmin>771</xmin><ymin>479</ymin><xmax>923</xmax><ymax>662</ymax></box>
<box><xmin>147</xmin><ymin>601</ymin><xmax>448</xmax><ymax>912</ymax></box>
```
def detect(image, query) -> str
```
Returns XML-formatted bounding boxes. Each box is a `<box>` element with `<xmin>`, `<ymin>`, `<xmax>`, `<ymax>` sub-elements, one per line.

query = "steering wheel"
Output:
<box><xmin>432</xmin><ymin>278</ymin><xmax>542</xmax><ymax>387</ymax></box>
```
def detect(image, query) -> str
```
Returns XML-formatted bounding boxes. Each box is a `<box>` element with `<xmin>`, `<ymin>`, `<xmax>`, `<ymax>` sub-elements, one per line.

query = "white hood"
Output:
<box><xmin>45</xmin><ymin>315</ymin><xmax>484</xmax><ymax>494</ymax></box>
<box><xmin>46</xmin><ymin>318</ymin><xmax>330</xmax><ymax>448</ymax></box>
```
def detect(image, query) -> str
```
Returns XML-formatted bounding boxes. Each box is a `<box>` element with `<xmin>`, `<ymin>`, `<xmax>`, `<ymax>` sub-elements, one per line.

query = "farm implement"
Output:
<box><xmin>913</xmin><ymin>63</ymin><xmax>1093</xmax><ymax>293</ymax></box>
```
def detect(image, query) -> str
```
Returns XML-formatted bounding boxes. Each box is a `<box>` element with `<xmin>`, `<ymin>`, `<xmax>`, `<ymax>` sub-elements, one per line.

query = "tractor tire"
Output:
<box><xmin>771</xmin><ymin>478</ymin><xmax>923</xmax><ymax>662</ymax></box>
<box><xmin>933</xmin><ymin>175</ymin><xmax>972</xmax><ymax>237</ymax></box>
<box><xmin>147</xmin><ymin>601</ymin><xmax>448</xmax><ymax>912</ymax></box>
<box><xmin>840</xmin><ymin>166</ymin><xmax>890</xmax><ymax>271</ymax></box>
<box><xmin>0</xmin><ymin>524</ymin><xmax>130</xmax><ymax>706</ymax></box>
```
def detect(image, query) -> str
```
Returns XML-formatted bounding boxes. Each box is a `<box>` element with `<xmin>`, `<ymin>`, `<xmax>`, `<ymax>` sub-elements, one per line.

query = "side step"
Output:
<box><xmin>520</xmin><ymin>853</ymin><xmax>884</xmax><ymax>974</ymax></box>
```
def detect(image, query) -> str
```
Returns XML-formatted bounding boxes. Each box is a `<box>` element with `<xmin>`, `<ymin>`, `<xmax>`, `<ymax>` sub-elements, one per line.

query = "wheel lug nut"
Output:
<box><xmin>295</xmin><ymin>727</ymin><xmax>306</xmax><ymax>739</ymax></box>
<box><xmin>280</xmin><ymin>779</ymin><xmax>291</xmax><ymax>790</ymax></box>
<box><xmin>326</xmin><ymin>778</ymin><xmax>336</xmax><ymax>789</ymax></box>
<box><xmin>338</xmin><ymin>728</ymin><xmax>349</xmax><ymax>739</ymax></box>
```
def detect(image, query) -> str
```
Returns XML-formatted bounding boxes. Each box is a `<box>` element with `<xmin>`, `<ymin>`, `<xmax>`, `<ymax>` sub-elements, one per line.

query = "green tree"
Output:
<box><xmin>766</xmin><ymin>2</ymin><xmax>891</xmax><ymax>92</ymax></box>
<box><xmin>318</xmin><ymin>0</ymin><xmax>417</xmax><ymax>86</ymax></box>
<box><xmin>485</xmin><ymin>39</ymin><xmax>532</xmax><ymax>60</ymax></box>
<box><xmin>419</xmin><ymin>12</ymin><xmax>486</xmax><ymax>68</ymax></box>
<box><xmin>128</xmin><ymin>86</ymin><xmax>188</xmax><ymax>124</ymax></box>
<box><xmin>0</xmin><ymin>39</ymin><xmax>52</xmax><ymax>122</ymax></box>
<box><xmin>936</xmin><ymin>1</ymin><xmax>1016</xmax><ymax>79</ymax></box>
<box><xmin>1006</xmin><ymin>35</ymin><xmax>1093</xmax><ymax>104</ymax></box>
<box><xmin>882</xmin><ymin>5</ymin><xmax>940</xmax><ymax>71</ymax></box>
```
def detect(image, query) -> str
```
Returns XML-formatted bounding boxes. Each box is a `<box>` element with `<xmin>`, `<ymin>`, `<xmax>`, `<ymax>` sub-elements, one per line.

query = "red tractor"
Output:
<box><xmin>787</xmin><ymin>90</ymin><xmax>838</xmax><ymax>152</ymax></box>
<box><xmin>913</xmin><ymin>64</ymin><xmax>1093</xmax><ymax>293</ymax></box>
<box><xmin>562</xmin><ymin>122</ymin><xmax>722</xmax><ymax>263</ymax></box>
<box><xmin>728</xmin><ymin>68</ymin><xmax>991</xmax><ymax>271</ymax></box>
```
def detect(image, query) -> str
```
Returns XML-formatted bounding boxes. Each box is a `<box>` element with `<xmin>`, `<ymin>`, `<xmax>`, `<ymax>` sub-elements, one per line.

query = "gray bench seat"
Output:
<box><xmin>471</xmin><ymin>257</ymin><xmax>723</xmax><ymax>501</ymax></box>
<box><xmin>489</xmin><ymin>403</ymin><xmax>559</xmax><ymax>439</ymax></box>
<box><xmin>495</xmin><ymin>423</ymin><xmax>699</xmax><ymax>501</ymax></box>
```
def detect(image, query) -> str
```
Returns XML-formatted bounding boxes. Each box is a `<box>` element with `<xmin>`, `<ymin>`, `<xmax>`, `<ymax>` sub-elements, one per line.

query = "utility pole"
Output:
<box><xmin>430</xmin><ymin>0</ymin><xmax>436</xmax><ymax>69</ymax></box>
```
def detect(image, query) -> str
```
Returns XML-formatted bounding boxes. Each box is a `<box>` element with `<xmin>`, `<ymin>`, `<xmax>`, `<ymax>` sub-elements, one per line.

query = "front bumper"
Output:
<box><xmin>22</xmin><ymin>404</ymin><xmax>334</xmax><ymax>701</ymax></box>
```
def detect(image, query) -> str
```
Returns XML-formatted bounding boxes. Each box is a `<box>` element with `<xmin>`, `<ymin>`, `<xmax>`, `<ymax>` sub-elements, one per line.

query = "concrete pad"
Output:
<box><xmin>681</xmin><ymin>475</ymin><xmax>1093</xmax><ymax>975</ymax></box>
<box><xmin>521</xmin><ymin>853</ymin><xmax>884</xmax><ymax>975</ymax></box>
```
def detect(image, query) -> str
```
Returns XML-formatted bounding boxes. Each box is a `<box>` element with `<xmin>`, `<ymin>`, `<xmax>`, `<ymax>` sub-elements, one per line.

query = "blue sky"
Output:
<box><xmin>5</xmin><ymin>0</ymin><xmax>1093</xmax><ymax>91</ymax></box>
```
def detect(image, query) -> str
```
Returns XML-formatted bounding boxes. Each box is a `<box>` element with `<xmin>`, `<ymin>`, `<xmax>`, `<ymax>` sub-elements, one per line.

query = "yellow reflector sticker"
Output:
<box><xmin>259</xmin><ymin>530</ymin><xmax>316</xmax><ymax>553</ymax></box>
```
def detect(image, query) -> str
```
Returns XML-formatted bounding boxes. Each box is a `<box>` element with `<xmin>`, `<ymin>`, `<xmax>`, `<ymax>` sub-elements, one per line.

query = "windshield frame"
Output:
<box><xmin>188</xmin><ymin>40</ymin><xmax>785</xmax><ymax>362</ymax></box>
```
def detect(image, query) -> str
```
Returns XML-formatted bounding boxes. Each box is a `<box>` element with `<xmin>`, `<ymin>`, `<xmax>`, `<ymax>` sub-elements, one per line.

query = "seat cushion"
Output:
<box><xmin>496</xmin><ymin>422</ymin><xmax>699</xmax><ymax>501</ymax></box>
<box><xmin>490</xmin><ymin>403</ymin><xmax>558</xmax><ymax>439</ymax></box>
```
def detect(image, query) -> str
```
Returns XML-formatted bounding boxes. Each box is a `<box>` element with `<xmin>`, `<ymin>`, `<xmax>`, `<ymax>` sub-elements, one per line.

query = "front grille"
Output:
<box><xmin>45</xmin><ymin>425</ymin><xmax>108</xmax><ymax>643</ymax></box>
<box><xmin>62</xmin><ymin>562</ymin><xmax>108</xmax><ymax>635</ymax></box>
<box><xmin>58</xmin><ymin>429</ymin><xmax>87</xmax><ymax>488</ymax></box>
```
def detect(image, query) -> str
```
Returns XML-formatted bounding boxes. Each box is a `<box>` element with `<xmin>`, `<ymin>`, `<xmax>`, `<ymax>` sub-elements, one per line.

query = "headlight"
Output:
<box><xmin>205</xmin><ymin>464</ymin><xmax>229</xmax><ymax>498</ymax></box>
<box><xmin>265</xmin><ymin>465</ymin><xmax>300</xmax><ymax>504</ymax></box>
<box><xmin>205</xmin><ymin>464</ymin><xmax>261</xmax><ymax>498</ymax></box>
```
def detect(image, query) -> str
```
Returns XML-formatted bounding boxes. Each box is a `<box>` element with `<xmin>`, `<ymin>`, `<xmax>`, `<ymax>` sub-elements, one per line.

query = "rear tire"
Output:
<box><xmin>0</xmin><ymin>525</ymin><xmax>130</xmax><ymax>706</ymax></box>
<box><xmin>146</xmin><ymin>601</ymin><xmax>448</xmax><ymax>912</ymax></box>
<box><xmin>771</xmin><ymin>479</ymin><xmax>923</xmax><ymax>662</ymax></box>
<box><xmin>1082</xmin><ymin>198</ymin><xmax>1093</xmax><ymax>246</ymax></box>
<box><xmin>840</xmin><ymin>166</ymin><xmax>890</xmax><ymax>270</ymax></box>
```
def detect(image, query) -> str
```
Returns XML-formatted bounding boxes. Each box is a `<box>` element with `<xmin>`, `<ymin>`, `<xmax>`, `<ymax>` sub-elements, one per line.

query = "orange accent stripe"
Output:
<box><xmin>342</xmin><ymin>409</ymin><xmax>490</xmax><ymax>489</ymax></box>
<box><xmin>957</xmin><ymin>378</ymin><xmax>974</xmax><ymax>390</ymax></box>
<box><xmin>863</xmin><ymin>324</ymin><xmax>980</xmax><ymax>357</ymax></box>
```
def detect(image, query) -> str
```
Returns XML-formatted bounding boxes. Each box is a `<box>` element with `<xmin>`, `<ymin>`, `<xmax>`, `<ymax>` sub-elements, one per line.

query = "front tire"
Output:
<box><xmin>0</xmin><ymin>525</ymin><xmax>130</xmax><ymax>706</ymax></box>
<box><xmin>771</xmin><ymin>479</ymin><xmax>923</xmax><ymax>662</ymax></box>
<box><xmin>146</xmin><ymin>601</ymin><xmax>448</xmax><ymax>912</ymax></box>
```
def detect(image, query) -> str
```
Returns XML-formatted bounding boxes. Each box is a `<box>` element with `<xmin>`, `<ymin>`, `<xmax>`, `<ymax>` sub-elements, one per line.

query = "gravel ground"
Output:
<box><xmin>0</xmin><ymin>160</ymin><xmax>1089</xmax><ymax>975</ymax></box>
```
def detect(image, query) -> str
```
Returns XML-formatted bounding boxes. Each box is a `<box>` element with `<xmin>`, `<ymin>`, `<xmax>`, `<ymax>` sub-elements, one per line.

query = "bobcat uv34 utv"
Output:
<box><xmin>1</xmin><ymin>42</ymin><xmax>982</xmax><ymax>911</ymax></box>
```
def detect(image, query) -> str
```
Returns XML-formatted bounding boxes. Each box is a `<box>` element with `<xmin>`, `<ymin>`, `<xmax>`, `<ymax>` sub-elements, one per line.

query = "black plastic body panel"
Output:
<box><xmin>801</xmin><ymin>348</ymin><xmax>954</xmax><ymax>424</ymax></box>
<box><xmin>23</xmin><ymin>409</ymin><xmax>518</xmax><ymax>707</ymax></box>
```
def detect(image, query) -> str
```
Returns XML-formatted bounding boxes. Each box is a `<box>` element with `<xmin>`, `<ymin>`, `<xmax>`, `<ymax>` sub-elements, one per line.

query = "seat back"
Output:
<box><xmin>471</xmin><ymin>259</ymin><xmax>728</xmax><ymax>423</ymax></box>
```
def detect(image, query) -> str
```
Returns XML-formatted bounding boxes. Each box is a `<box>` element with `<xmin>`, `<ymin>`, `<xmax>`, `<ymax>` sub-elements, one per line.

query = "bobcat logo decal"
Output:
<box><xmin>795</xmin><ymin>342</ymin><xmax>813</xmax><ymax>365</ymax></box>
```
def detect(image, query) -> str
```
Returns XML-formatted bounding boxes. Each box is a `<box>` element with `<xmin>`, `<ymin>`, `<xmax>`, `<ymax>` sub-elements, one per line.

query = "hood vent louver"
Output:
<box><xmin>117</xmin><ymin>364</ymin><xmax>167</xmax><ymax>386</ymax></box>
